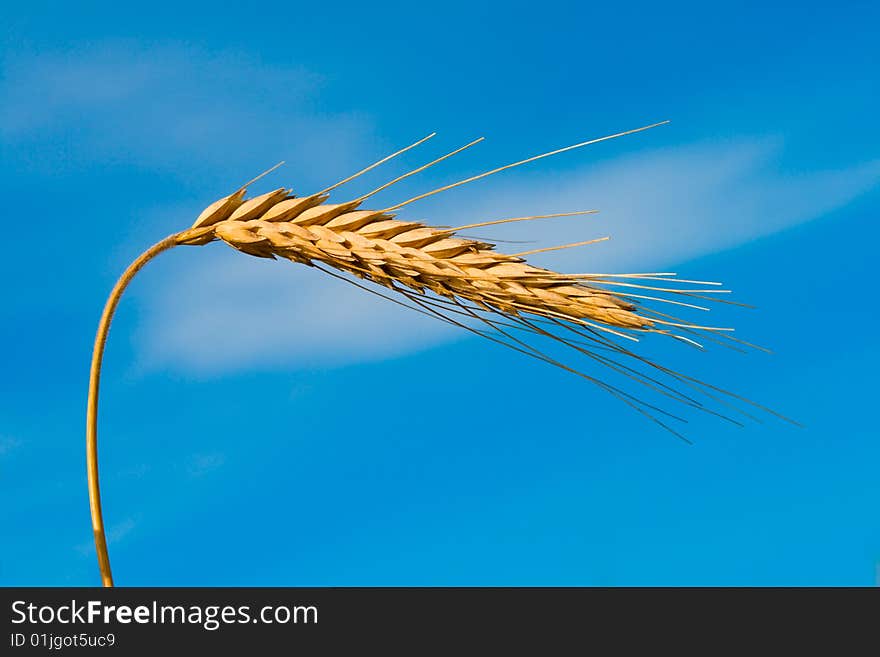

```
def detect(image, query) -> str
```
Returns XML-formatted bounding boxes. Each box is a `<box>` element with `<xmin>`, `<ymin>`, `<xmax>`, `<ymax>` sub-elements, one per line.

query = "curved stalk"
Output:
<box><xmin>86</xmin><ymin>233</ymin><xmax>182</xmax><ymax>587</ymax></box>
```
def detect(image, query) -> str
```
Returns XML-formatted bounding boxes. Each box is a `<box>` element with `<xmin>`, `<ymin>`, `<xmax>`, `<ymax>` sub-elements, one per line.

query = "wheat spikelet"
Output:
<box><xmin>171</xmin><ymin>129</ymin><xmax>789</xmax><ymax>434</ymax></box>
<box><xmin>86</xmin><ymin>122</ymin><xmax>795</xmax><ymax>586</ymax></box>
<box><xmin>182</xmin><ymin>200</ymin><xmax>652</xmax><ymax>329</ymax></box>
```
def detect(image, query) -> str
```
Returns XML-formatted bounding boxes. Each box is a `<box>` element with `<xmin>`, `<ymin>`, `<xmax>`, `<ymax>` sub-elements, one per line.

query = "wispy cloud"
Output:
<box><xmin>75</xmin><ymin>517</ymin><xmax>137</xmax><ymax>555</ymax></box>
<box><xmin>423</xmin><ymin>138</ymin><xmax>880</xmax><ymax>274</ymax></box>
<box><xmin>140</xmin><ymin>138</ymin><xmax>879</xmax><ymax>375</ymax></box>
<box><xmin>0</xmin><ymin>41</ymin><xmax>374</xmax><ymax>187</ymax></box>
<box><xmin>0</xmin><ymin>437</ymin><xmax>22</xmax><ymax>457</ymax></box>
<box><xmin>138</xmin><ymin>252</ymin><xmax>460</xmax><ymax>375</ymax></box>
<box><xmin>187</xmin><ymin>452</ymin><xmax>227</xmax><ymax>478</ymax></box>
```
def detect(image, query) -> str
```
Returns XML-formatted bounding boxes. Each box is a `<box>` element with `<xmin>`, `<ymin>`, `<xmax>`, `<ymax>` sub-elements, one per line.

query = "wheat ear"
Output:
<box><xmin>87</xmin><ymin>122</ymin><xmax>793</xmax><ymax>586</ymax></box>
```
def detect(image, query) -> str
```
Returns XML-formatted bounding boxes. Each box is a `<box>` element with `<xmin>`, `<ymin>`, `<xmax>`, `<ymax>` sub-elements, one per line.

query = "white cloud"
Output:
<box><xmin>75</xmin><ymin>517</ymin><xmax>137</xmax><ymax>555</ymax></box>
<box><xmin>0</xmin><ymin>41</ymin><xmax>374</xmax><ymax>187</ymax></box>
<box><xmin>422</xmin><ymin>138</ymin><xmax>880</xmax><ymax>274</ymax></box>
<box><xmin>187</xmin><ymin>452</ymin><xmax>227</xmax><ymax>478</ymax></box>
<box><xmin>0</xmin><ymin>437</ymin><xmax>22</xmax><ymax>457</ymax></box>
<box><xmin>138</xmin><ymin>249</ymin><xmax>460</xmax><ymax>375</ymax></box>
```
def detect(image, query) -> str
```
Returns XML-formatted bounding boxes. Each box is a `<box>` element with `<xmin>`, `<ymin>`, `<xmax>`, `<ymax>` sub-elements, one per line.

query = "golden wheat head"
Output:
<box><xmin>86</xmin><ymin>122</ymin><xmax>796</xmax><ymax>586</ymax></box>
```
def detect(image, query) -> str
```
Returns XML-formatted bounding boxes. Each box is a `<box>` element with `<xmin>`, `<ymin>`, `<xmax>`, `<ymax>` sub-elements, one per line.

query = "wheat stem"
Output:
<box><xmin>86</xmin><ymin>233</ymin><xmax>182</xmax><ymax>588</ymax></box>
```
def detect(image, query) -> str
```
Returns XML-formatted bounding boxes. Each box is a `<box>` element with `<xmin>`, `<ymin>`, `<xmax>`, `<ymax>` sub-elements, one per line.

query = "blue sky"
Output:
<box><xmin>1</xmin><ymin>1</ymin><xmax>878</xmax><ymax>585</ymax></box>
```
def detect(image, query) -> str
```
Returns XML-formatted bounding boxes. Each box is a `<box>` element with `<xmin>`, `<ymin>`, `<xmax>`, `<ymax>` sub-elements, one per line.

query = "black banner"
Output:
<box><xmin>1</xmin><ymin>587</ymin><xmax>875</xmax><ymax>652</ymax></box>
